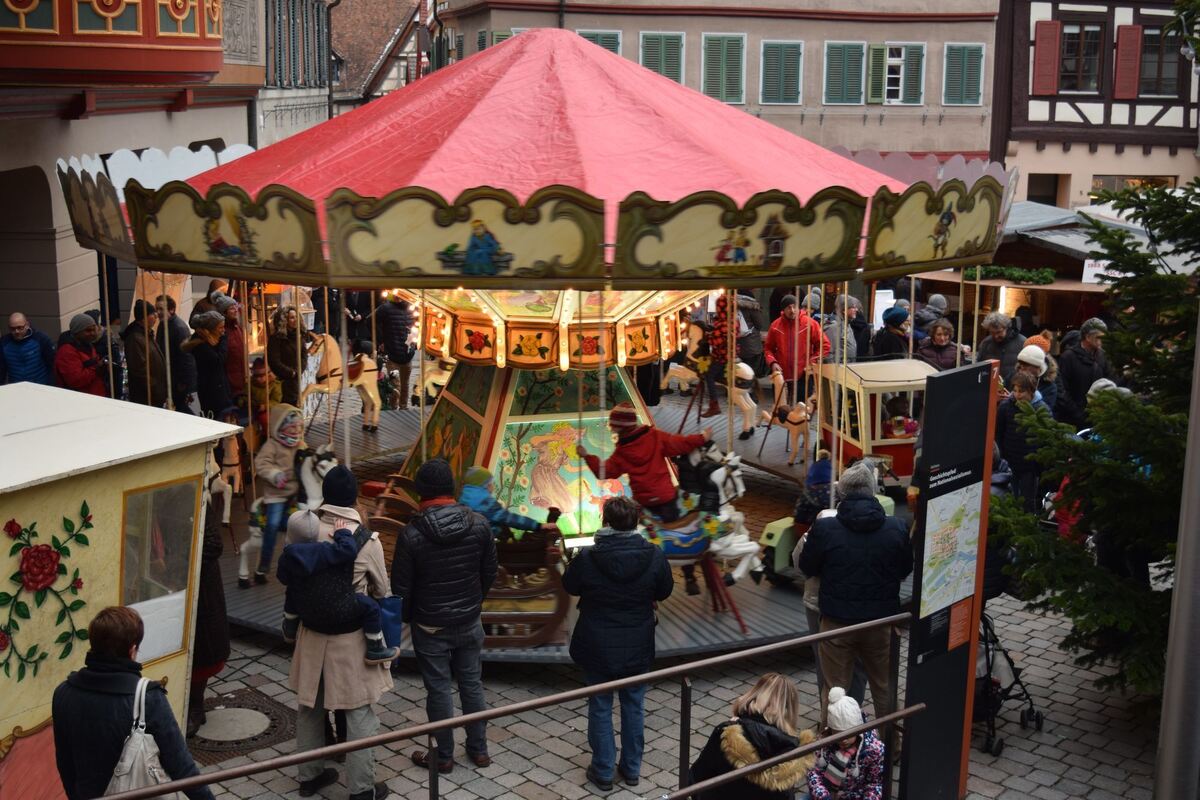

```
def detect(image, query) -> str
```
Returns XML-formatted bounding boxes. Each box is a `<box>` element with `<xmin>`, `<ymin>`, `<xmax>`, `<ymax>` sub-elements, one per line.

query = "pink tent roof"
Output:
<box><xmin>191</xmin><ymin>28</ymin><xmax>903</xmax><ymax>230</ymax></box>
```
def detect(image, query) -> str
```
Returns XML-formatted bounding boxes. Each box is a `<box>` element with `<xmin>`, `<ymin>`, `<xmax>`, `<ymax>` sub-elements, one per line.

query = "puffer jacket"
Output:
<box><xmin>798</xmin><ymin>496</ymin><xmax>912</xmax><ymax>622</ymax></box>
<box><xmin>0</xmin><ymin>327</ymin><xmax>54</xmax><ymax>385</ymax></box>
<box><xmin>1056</xmin><ymin>343</ymin><xmax>1111</xmax><ymax>429</ymax></box>
<box><xmin>976</xmin><ymin>328</ymin><xmax>1026</xmax><ymax>385</ymax></box>
<box><xmin>182</xmin><ymin>334</ymin><xmax>232</xmax><ymax>417</ymax></box>
<box><xmin>254</xmin><ymin>404</ymin><xmax>301</xmax><ymax>502</ymax></box>
<box><xmin>1037</xmin><ymin>354</ymin><xmax>1061</xmax><ymax>415</ymax></box>
<box><xmin>391</xmin><ymin>500</ymin><xmax>497</xmax><ymax>627</ymax></box>
<box><xmin>376</xmin><ymin>300</ymin><xmax>415</xmax><ymax>364</ymax></box>
<box><xmin>869</xmin><ymin>326</ymin><xmax>908</xmax><ymax>360</ymax></box>
<box><xmin>582</xmin><ymin>426</ymin><xmax>706</xmax><ymax>508</ymax></box>
<box><xmin>807</xmin><ymin>728</ymin><xmax>886</xmax><ymax>800</ymax></box>
<box><xmin>914</xmin><ymin>337</ymin><xmax>963</xmax><ymax>371</ymax></box>
<box><xmin>459</xmin><ymin>483</ymin><xmax>540</xmax><ymax>536</ymax></box>
<box><xmin>911</xmin><ymin>304</ymin><xmax>942</xmax><ymax>341</ymax></box>
<box><xmin>690</xmin><ymin>714</ymin><xmax>817</xmax><ymax>800</ymax></box>
<box><xmin>54</xmin><ymin>338</ymin><xmax>107</xmax><ymax>396</ymax></box>
<box><xmin>563</xmin><ymin>529</ymin><xmax>673</xmax><ymax>678</ymax></box>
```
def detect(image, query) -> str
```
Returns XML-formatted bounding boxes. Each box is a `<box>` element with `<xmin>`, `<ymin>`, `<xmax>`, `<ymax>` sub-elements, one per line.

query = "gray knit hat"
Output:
<box><xmin>193</xmin><ymin>310</ymin><xmax>224</xmax><ymax>331</ymax></box>
<box><xmin>927</xmin><ymin>294</ymin><xmax>948</xmax><ymax>312</ymax></box>
<box><xmin>213</xmin><ymin>294</ymin><xmax>238</xmax><ymax>314</ymax></box>
<box><xmin>1080</xmin><ymin>318</ymin><xmax>1108</xmax><ymax>337</ymax></box>
<box><xmin>837</xmin><ymin>461</ymin><xmax>878</xmax><ymax>500</ymax></box>
<box><xmin>69</xmin><ymin>313</ymin><xmax>95</xmax><ymax>337</ymax></box>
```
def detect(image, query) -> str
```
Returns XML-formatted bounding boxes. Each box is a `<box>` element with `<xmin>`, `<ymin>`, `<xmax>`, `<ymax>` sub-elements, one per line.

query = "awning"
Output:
<box><xmin>920</xmin><ymin>268</ymin><xmax>1107</xmax><ymax>293</ymax></box>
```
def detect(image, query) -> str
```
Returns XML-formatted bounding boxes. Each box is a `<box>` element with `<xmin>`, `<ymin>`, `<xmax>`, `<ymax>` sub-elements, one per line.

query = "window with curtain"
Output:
<box><xmin>702</xmin><ymin>34</ymin><xmax>745</xmax><ymax>103</ymax></box>
<box><xmin>760</xmin><ymin>41</ymin><xmax>802</xmax><ymax>104</ymax></box>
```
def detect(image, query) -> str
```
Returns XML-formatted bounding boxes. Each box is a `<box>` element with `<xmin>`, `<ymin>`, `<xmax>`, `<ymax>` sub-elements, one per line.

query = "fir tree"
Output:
<box><xmin>991</xmin><ymin>179</ymin><xmax>1198</xmax><ymax>695</ymax></box>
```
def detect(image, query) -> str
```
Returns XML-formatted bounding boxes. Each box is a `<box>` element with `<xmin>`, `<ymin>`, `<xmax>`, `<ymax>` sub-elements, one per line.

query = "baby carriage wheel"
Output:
<box><xmin>1034</xmin><ymin>710</ymin><xmax>1045</xmax><ymax>731</ymax></box>
<box><xmin>1020</xmin><ymin>709</ymin><xmax>1030</xmax><ymax>729</ymax></box>
<box><xmin>991</xmin><ymin>738</ymin><xmax>1005</xmax><ymax>756</ymax></box>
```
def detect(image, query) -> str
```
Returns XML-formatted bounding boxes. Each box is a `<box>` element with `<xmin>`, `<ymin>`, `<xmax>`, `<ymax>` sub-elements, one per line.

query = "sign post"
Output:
<box><xmin>900</xmin><ymin>360</ymin><xmax>999</xmax><ymax>799</ymax></box>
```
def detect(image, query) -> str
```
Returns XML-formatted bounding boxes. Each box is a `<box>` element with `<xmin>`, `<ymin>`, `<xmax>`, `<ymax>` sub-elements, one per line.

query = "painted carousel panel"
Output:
<box><xmin>56</xmin><ymin>165</ymin><xmax>135</xmax><ymax>262</ymax></box>
<box><xmin>863</xmin><ymin>175</ymin><xmax>1006</xmax><ymax>279</ymax></box>
<box><xmin>614</xmin><ymin>187</ymin><xmax>865</xmax><ymax>288</ymax></box>
<box><xmin>326</xmin><ymin>185</ymin><xmax>606</xmax><ymax>288</ymax></box>
<box><xmin>506</xmin><ymin>367</ymin><xmax>631</xmax><ymax>418</ymax></box>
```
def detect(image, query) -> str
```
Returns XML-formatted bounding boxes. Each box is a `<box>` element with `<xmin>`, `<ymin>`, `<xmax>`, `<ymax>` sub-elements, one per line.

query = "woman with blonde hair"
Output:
<box><xmin>689</xmin><ymin>672</ymin><xmax>817</xmax><ymax>799</ymax></box>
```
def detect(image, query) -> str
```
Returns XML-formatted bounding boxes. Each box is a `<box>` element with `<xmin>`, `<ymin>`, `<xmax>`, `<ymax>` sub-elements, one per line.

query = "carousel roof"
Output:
<box><xmin>189</xmin><ymin>28</ymin><xmax>903</xmax><ymax>223</ymax></box>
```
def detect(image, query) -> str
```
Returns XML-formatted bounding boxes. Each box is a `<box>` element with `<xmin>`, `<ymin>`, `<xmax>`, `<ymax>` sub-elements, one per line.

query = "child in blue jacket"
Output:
<box><xmin>459</xmin><ymin>466</ymin><xmax>552</xmax><ymax>540</ymax></box>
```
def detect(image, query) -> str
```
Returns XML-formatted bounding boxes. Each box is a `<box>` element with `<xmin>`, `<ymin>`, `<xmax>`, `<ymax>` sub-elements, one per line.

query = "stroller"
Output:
<box><xmin>974</xmin><ymin>609</ymin><xmax>1044</xmax><ymax>756</ymax></box>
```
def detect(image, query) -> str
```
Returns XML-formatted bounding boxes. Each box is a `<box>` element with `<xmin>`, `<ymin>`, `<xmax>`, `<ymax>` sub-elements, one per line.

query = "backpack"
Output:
<box><xmin>104</xmin><ymin>677</ymin><xmax>184</xmax><ymax>799</ymax></box>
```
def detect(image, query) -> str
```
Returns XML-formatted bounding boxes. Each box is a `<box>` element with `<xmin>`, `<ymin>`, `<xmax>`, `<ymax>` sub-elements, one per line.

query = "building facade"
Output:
<box><xmin>991</xmin><ymin>0</ymin><xmax>1199</xmax><ymax>207</ymax></box>
<box><xmin>435</xmin><ymin>1</ymin><xmax>998</xmax><ymax>158</ymax></box>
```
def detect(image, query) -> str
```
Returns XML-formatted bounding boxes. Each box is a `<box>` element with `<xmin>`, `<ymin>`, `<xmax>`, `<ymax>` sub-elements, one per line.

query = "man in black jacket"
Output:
<box><xmin>375</xmin><ymin>295</ymin><xmax>415</xmax><ymax>408</ymax></box>
<box><xmin>155</xmin><ymin>294</ymin><xmax>197</xmax><ymax>413</ymax></box>
<box><xmin>1056</xmin><ymin>317</ymin><xmax>1112</xmax><ymax>431</ymax></box>
<box><xmin>52</xmin><ymin>606</ymin><xmax>214</xmax><ymax>800</ymax></box>
<box><xmin>391</xmin><ymin>458</ymin><xmax>497</xmax><ymax>774</ymax></box>
<box><xmin>563</xmin><ymin>496</ymin><xmax>673</xmax><ymax>791</ymax></box>
<box><xmin>799</xmin><ymin>461</ymin><xmax>912</xmax><ymax>726</ymax></box>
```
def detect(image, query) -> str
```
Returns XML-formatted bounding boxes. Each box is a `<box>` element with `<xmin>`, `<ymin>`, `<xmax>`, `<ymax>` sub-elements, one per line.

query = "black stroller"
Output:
<box><xmin>974</xmin><ymin>606</ymin><xmax>1044</xmax><ymax>755</ymax></box>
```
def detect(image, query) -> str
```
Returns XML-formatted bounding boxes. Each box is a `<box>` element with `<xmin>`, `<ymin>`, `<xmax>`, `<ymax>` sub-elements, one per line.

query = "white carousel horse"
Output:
<box><xmin>651</xmin><ymin>443</ymin><xmax>762</xmax><ymax>582</ymax></box>
<box><xmin>205</xmin><ymin>448</ymin><xmax>234</xmax><ymax>526</ymax></box>
<box><xmin>416</xmin><ymin>358</ymin><xmax>454</xmax><ymax>404</ymax></box>
<box><xmin>301</xmin><ymin>333</ymin><xmax>383</xmax><ymax>431</ymax></box>
<box><xmin>237</xmin><ymin>445</ymin><xmax>339</xmax><ymax>581</ymax></box>
<box><xmin>219</xmin><ymin>430</ymin><xmax>243</xmax><ymax>498</ymax></box>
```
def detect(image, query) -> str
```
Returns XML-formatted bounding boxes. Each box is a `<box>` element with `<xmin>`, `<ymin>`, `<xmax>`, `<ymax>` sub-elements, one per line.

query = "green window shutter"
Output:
<box><xmin>902</xmin><ymin>44</ymin><xmax>924</xmax><ymax>104</ymax></box>
<box><xmin>456</xmin><ymin>34</ymin><xmax>464</xmax><ymax>58</ymax></box>
<box><xmin>642</xmin><ymin>33</ymin><xmax>683</xmax><ymax>82</ymax></box>
<box><xmin>825</xmin><ymin>44</ymin><xmax>845</xmax><ymax>103</ymax></box>
<box><xmin>477</xmin><ymin>30</ymin><xmax>487</xmax><ymax>51</ymax></box>
<box><xmin>866</xmin><ymin>43</ymin><xmax>886</xmax><ymax>104</ymax></box>
<box><xmin>703</xmin><ymin>37</ymin><xmax>724</xmax><ymax>99</ymax></box>
<box><xmin>724</xmin><ymin>37</ymin><xmax>743</xmax><ymax>102</ymax></box>
<box><xmin>492</xmin><ymin>31</ymin><xmax>511</xmax><ymax>45</ymax></box>
<box><xmin>963</xmin><ymin>45</ymin><xmax>983</xmax><ymax>104</ymax></box>
<box><xmin>580</xmin><ymin>31</ymin><xmax>620</xmax><ymax>53</ymax></box>
<box><xmin>704</xmin><ymin>36</ymin><xmax>744</xmax><ymax>102</ymax></box>
<box><xmin>762</xmin><ymin>43</ymin><xmax>784</xmax><ymax>103</ymax></box>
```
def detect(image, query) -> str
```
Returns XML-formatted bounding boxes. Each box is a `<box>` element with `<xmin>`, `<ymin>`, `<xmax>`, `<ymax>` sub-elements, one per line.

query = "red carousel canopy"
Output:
<box><xmin>189</xmin><ymin>27</ymin><xmax>904</xmax><ymax>223</ymax></box>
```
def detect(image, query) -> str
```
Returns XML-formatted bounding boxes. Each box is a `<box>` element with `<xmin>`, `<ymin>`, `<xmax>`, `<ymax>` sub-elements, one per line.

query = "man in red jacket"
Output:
<box><xmin>764</xmin><ymin>294</ymin><xmax>830</xmax><ymax>407</ymax></box>
<box><xmin>578</xmin><ymin>403</ymin><xmax>710</xmax><ymax>594</ymax></box>
<box><xmin>54</xmin><ymin>314</ymin><xmax>108</xmax><ymax>397</ymax></box>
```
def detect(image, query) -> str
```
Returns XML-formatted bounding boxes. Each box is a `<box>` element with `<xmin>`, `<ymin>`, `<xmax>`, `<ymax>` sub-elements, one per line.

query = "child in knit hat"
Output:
<box><xmin>806</xmin><ymin>687</ymin><xmax>886</xmax><ymax>800</ymax></box>
<box><xmin>459</xmin><ymin>465</ymin><xmax>555</xmax><ymax>540</ymax></box>
<box><xmin>276</xmin><ymin>509</ymin><xmax>398</xmax><ymax>665</ymax></box>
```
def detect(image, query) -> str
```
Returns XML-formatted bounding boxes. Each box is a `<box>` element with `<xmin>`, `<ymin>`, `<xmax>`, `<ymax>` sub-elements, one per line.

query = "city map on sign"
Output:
<box><xmin>919</xmin><ymin>481</ymin><xmax>984</xmax><ymax>619</ymax></box>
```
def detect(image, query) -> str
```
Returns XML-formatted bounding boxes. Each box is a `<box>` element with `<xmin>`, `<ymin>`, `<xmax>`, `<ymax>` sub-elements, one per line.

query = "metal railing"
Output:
<box><xmin>107</xmin><ymin>612</ymin><xmax>915</xmax><ymax>800</ymax></box>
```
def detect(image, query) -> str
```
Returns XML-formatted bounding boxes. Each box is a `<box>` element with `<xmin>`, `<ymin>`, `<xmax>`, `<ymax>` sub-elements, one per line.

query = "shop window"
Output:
<box><xmin>1091</xmin><ymin>175</ymin><xmax>1177</xmax><ymax>194</ymax></box>
<box><xmin>121</xmin><ymin>478</ymin><xmax>200</xmax><ymax>662</ymax></box>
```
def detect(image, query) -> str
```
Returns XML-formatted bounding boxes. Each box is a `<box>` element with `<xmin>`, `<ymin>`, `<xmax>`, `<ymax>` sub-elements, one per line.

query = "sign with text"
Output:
<box><xmin>900</xmin><ymin>360</ymin><xmax>998</xmax><ymax>800</ymax></box>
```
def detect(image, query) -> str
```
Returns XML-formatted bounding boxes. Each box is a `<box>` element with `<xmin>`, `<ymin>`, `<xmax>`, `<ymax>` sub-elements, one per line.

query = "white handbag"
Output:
<box><xmin>104</xmin><ymin>677</ymin><xmax>184</xmax><ymax>799</ymax></box>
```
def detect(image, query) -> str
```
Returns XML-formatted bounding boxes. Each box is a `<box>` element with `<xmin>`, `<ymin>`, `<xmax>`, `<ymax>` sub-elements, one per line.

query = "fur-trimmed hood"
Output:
<box><xmin>719</xmin><ymin>717</ymin><xmax>817</xmax><ymax>792</ymax></box>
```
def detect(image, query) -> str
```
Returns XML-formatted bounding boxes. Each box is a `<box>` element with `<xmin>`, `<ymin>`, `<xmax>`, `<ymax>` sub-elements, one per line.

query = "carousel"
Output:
<box><xmin>51</xmin><ymin>29</ymin><xmax>1015</xmax><ymax>665</ymax></box>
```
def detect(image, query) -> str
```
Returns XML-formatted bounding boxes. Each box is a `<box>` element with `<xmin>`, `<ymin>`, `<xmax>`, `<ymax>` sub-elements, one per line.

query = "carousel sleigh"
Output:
<box><xmin>480</xmin><ymin>526</ymin><xmax>570</xmax><ymax>648</ymax></box>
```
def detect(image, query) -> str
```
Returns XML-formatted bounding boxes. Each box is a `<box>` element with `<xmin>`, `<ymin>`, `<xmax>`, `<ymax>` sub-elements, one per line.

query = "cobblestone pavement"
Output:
<box><xmin>203</xmin><ymin>468</ymin><xmax>1159</xmax><ymax>800</ymax></box>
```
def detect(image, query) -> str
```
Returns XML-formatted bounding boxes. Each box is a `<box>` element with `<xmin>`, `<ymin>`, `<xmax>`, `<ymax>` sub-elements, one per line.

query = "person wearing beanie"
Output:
<box><xmin>805</xmin><ymin>687</ymin><xmax>886</xmax><ymax>800</ymax></box>
<box><xmin>799</xmin><ymin>461</ymin><xmax>911</xmax><ymax>726</ymax></box>
<box><xmin>286</xmin><ymin>468</ymin><xmax>395</xmax><ymax>800</ymax></box>
<box><xmin>1024</xmin><ymin>332</ymin><xmax>1052</xmax><ymax>354</ymax></box>
<box><xmin>188</xmin><ymin>279</ymin><xmax>229</xmax><ymax>325</ymax></box>
<box><xmin>689</xmin><ymin>673</ymin><xmax>817</xmax><ymax>800</ymax></box>
<box><xmin>765</xmin><ymin>292</ymin><xmax>830</xmax><ymax>407</ymax></box>
<box><xmin>155</xmin><ymin>294</ymin><xmax>198</xmax><ymax>414</ymax></box>
<box><xmin>244</xmin><ymin>404</ymin><xmax>304</xmax><ymax>588</ymax></box>
<box><xmin>577</xmin><ymin>403</ymin><xmax>711</xmax><ymax>594</ymax></box>
<box><xmin>911</xmin><ymin>293</ymin><xmax>946</xmax><ymax>342</ymax></box>
<box><xmin>1057</xmin><ymin>318</ymin><xmax>1113</xmax><ymax>431</ymax></box>
<box><xmin>122</xmin><ymin>298</ymin><xmax>168</xmax><ymax>408</ymax></box>
<box><xmin>214</xmin><ymin>293</ymin><xmax>247</xmax><ymax>401</ymax></box>
<box><xmin>823</xmin><ymin>295</ymin><xmax>858</xmax><ymax>365</ymax></box>
<box><xmin>392</xmin><ymin>457</ymin><xmax>497</xmax><ymax>774</ymax></box>
<box><xmin>846</xmin><ymin>296</ymin><xmax>873</xmax><ymax>362</ymax></box>
<box><xmin>1015</xmin><ymin>343</ymin><xmax>1061</xmax><ymax>413</ymax></box>
<box><xmin>53</xmin><ymin>312</ymin><xmax>107</xmax><ymax>397</ymax></box>
<box><xmin>458</xmin><ymin>465</ymin><xmax>553</xmax><ymax>540</ymax></box>
<box><xmin>870</xmin><ymin>306</ymin><xmax>909</xmax><ymax>360</ymax></box>
<box><xmin>182</xmin><ymin>310</ymin><xmax>233</xmax><ymax>418</ymax></box>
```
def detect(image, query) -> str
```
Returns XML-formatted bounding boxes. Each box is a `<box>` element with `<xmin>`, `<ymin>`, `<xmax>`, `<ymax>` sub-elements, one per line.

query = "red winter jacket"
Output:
<box><xmin>54</xmin><ymin>340</ymin><xmax>107</xmax><ymax>397</ymax></box>
<box><xmin>583</xmin><ymin>426</ymin><xmax>707</xmax><ymax>508</ymax></box>
<box><xmin>764</xmin><ymin>313</ymin><xmax>829</xmax><ymax>381</ymax></box>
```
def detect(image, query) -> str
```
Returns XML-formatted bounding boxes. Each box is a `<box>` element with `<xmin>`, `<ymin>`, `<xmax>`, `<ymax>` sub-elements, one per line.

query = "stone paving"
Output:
<box><xmin>201</xmin><ymin>468</ymin><xmax>1160</xmax><ymax>800</ymax></box>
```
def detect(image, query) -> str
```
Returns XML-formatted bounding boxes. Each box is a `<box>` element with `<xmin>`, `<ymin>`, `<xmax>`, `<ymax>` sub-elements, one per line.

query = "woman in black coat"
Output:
<box><xmin>267</xmin><ymin>306</ymin><xmax>311</xmax><ymax>406</ymax></box>
<box><xmin>562</xmin><ymin>496</ymin><xmax>673</xmax><ymax>791</ymax></box>
<box><xmin>188</xmin><ymin>484</ymin><xmax>231</xmax><ymax>736</ymax></box>
<box><xmin>690</xmin><ymin>673</ymin><xmax>817</xmax><ymax>800</ymax></box>
<box><xmin>52</xmin><ymin>607</ymin><xmax>214</xmax><ymax>800</ymax></box>
<box><xmin>184</xmin><ymin>310</ymin><xmax>233</xmax><ymax>417</ymax></box>
<box><xmin>375</xmin><ymin>297</ymin><xmax>415</xmax><ymax>407</ymax></box>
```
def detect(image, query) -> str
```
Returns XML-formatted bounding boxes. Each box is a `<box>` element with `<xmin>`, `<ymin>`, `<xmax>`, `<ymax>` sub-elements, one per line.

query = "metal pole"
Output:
<box><xmin>340</xmin><ymin>290</ymin><xmax>352</xmax><ymax>469</ymax></box>
<box><xmin>295</xmin><ymin>293</ymin><xmax>303</xmax><ymax>415</ymax></box>
<box><xmin>677</xmin><ymin>675</ymin><xmax>692</xmax><ymax>789</ymax></box>
<box><xmin>427</xmin><ymin>732</ymin><xmax>439</xmax><ymax>800</ymax></box>
<box><xmin>955</xmin><ymin>269</ymin><xmax>965</xmax><ymax>369</ymax></box>
<box><xmin>834</xmin><ymin>282</ymin><xmax>849</xmax><ymax>511</ymax></box>
<box><xmin>726</xmin><ymin>289</ymin><xmax>735</xmax><ymax>453</ymax></box>
<box><xmin>883</xmin><ymin>626</ymin><xmax>902</xmax><ymax>800</ymax></box>
<box><xmin>242</xmin><ymin>281</ymin><xmax>256</xmax><ymax>499</ymax></box>
<box><xmin>598</xmin><ymin>289</ymin><xmax>606</xmax><ymax>482</ymax></box>
<box><xmin>160</xmin><ymin>271</ymin><xmax>174</xmax><ymax>411</ymax></box>
<box><xmin>419</xmin><ymin>289</ymin><xmax>427</xmax><ymax>462</ymax></box>
<box><xmin>1154</xmin><ymin>310</ymin><xmax>1200</xmax><ymax>800</ymax></box>
<box><xmin>324</xmin><ymin>289</ymin><xmax>334</xmax><ymax>444</ymax></box>
<box><xmin>261</xmin><ymin>287</ymin><xmax>272</xmax><ymax>436</ymax></box>
<box><xmin>140</xmin><ymin>271</ymin><xmax>151</xmax><ymax>406</ymax></box>
<box><xmin>971</xmin><ymin>269</ymin><xmax>982</xmax><ymax>357</ymax></box>
<box><xmin>100</xmin><ymin>255</ymin><xmax>115</xmax><ymax>399</ymax></box>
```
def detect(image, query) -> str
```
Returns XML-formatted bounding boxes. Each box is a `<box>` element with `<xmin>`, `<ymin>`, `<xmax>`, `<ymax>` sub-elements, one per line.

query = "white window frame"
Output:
<box><xmin>575</xmin><ymin>28</ymin><xmax>623</xmax><ymax>56</ymax></box>
<box><xmin>942</xmin><ymin>41</ymin><xmax>987</xmax><ymax>107</ymax></box>
<box><xmin>883</xmin><ymin>41</ymin><xmax>925</xmax><ymax>105</ymax></box>
<box><xmin>823</xmin><ymin>40</ymin><xmax>867</xmax><ymax>106</ymax></box>
<box><xmin>1058</xmin><ymin>22</ymin><xmax>1105</xmax><ymax>95</ymax></box>
<box><xmin>759</xmin><ymin>39</ymin><xmax>804</xmax><ymax>105</ymax></box>
<box><xmin>639</xmin><ymin>30</ymin><xmax>687</xmax><ymax>84</ymax></box>
<box><xmin>701</xmin><ymin>31</ymin><xmax>748</xmax><ymax>105</ymax></box>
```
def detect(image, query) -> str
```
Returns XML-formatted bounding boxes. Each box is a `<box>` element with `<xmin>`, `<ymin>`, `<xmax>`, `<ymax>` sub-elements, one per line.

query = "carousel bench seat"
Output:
<box><xmin>481</xmin><ymin>529</ymin><xmax>569</xmax><ymax>648</ymax></box>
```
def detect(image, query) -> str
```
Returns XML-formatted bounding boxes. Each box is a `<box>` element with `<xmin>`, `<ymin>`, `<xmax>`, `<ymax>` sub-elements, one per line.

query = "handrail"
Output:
<box><xmin>105</xmin><ymin>611</ymin><xmax>911</xmax><ymax>800</ymax></box>
<box><xmin>655</xmin><ymin>704</ymin><xmax>925</xmax><ymax>800</ymax></box>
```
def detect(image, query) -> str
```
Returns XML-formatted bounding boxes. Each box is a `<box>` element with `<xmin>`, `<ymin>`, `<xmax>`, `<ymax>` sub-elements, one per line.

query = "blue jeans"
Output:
<box><xmin>585</xmin><ymin>672</ymin><xmax>647</xmax><ymax>780</ymax></box>
<box><xmin>258</xmin><ymin>500</ymin><xmax>288</xmax><ymax>574</ymax></box>
<box><xmin>412</xmin><ymin>621</ymin><xmax>487</xmax><ymax>760</ymax></box>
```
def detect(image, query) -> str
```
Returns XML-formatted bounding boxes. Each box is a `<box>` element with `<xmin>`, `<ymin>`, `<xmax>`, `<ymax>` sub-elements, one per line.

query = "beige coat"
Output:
<box><xmin>288</xmin><ymin>505</ymin><xmax>393</xmax><ymax>710</ymax></box>
<box><xmin>255</xmin><ymin>404</ymin><xmax>301</xmax><ymax>502</ymax></box>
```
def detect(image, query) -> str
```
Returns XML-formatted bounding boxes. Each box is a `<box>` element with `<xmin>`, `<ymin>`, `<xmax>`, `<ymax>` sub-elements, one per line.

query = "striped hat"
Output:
<box><xmin>609</xmin><ymin>402</ymin><xmax>642</xmax><ymax>435</ymax></box>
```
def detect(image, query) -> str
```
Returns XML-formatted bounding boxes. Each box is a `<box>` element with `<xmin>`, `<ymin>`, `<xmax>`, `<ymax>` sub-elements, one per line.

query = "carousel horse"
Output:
<box><xmin>731</xmin><ymin>362</ymin><xmax>760</xmax><ymax>439</ymax></box>
<box><xmin>300</xmin><ymin>333</ymin><xmax>383</xmax><ymax>432</ymax></box>
<box><xmin>206</xmin><ymin>448</ymin><xmax>234</xmax><ymax>527</ymax></box>
<box><xmin>416</xmin><ymin>358</ymin><xmax>454</xmax><ymax>405</ymax></box>
<box><xmin>646</xmin><ymin>442</ymin><xmax>763</xmax><ymax>583</ymax></box>
<box><xmin>761</xmin><ymin>397</ymin><xmax>815</xmax><ymax>466</ymax></box>
<box><xmin>237</xmin><ymin>445</ymin><xmax>338</xmax><ymax>581</ymax></box>
<box><xmin>218</xmin><ymin>429</ymin><xmax>243</xmax><ymax>498</ymax></box>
